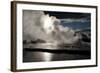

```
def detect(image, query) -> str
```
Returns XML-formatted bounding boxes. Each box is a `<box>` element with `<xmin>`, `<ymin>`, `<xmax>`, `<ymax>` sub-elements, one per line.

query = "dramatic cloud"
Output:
<box><xmin>23</xmin><ymin>10</ymin><xmax>81</xmax><ymax>46</ymax></box>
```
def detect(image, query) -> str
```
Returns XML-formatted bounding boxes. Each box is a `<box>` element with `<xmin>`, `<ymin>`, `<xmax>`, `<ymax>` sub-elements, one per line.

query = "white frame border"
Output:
<box><xmin>16</xmin><ymin>3</ymin><xmax>97</xmax><ymax>70</ymax></box>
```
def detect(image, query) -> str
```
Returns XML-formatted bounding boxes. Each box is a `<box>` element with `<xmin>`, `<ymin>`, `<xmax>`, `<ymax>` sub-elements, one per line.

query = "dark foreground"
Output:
<box><xmin>23</xmin><ymin>43</ymin><xmax>91</xmax><ymax>62</ymax></box>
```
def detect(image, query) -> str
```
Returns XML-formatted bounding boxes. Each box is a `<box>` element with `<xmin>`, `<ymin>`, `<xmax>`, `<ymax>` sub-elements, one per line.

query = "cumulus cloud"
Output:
<box><xmin>23</xmin><ymin>10</ymin><xmax>81</xmax><ymax>46</ymax></box>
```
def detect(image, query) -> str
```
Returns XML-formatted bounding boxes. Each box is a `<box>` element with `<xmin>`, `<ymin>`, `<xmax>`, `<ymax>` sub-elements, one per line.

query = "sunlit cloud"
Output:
<box><xmin>23</xmin><ymin>10</ymin><xmax>82</xmax><ymax>47</ymax></box>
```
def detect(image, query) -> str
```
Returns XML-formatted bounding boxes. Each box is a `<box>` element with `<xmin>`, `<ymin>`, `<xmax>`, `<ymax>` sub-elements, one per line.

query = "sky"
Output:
<box><xmin>44</xmin><ymin>11</ymin><xmax>91</xmax><ymax>19</ymax></box>
<box><xmin>44</xmin><ymin>11</ymin><xmax>91</xmax><ymax>30</ymax></box>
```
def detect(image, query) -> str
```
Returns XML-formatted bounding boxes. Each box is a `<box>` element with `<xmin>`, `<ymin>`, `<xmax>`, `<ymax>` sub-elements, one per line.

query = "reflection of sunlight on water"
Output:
<box><xmin>42</xmin><ymin>52</ymin><xmax>53</xmax><ymax>61</ymax></box>
<box><xmin>38</xmin><ymin>43</ymin><xmax>63</xmax><ymax>61</ymax></box>
<box><xmin>39</xmin><ymin>44</ymin><xmax>55</xmax><ymax>61</ymax></box>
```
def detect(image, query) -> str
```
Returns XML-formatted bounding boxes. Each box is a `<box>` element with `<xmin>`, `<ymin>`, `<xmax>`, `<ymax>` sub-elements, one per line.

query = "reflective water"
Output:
<box><xmin>23</xmin><ymin>43</ymin><xmax>90</xmax><ymax>62</ymax></box>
